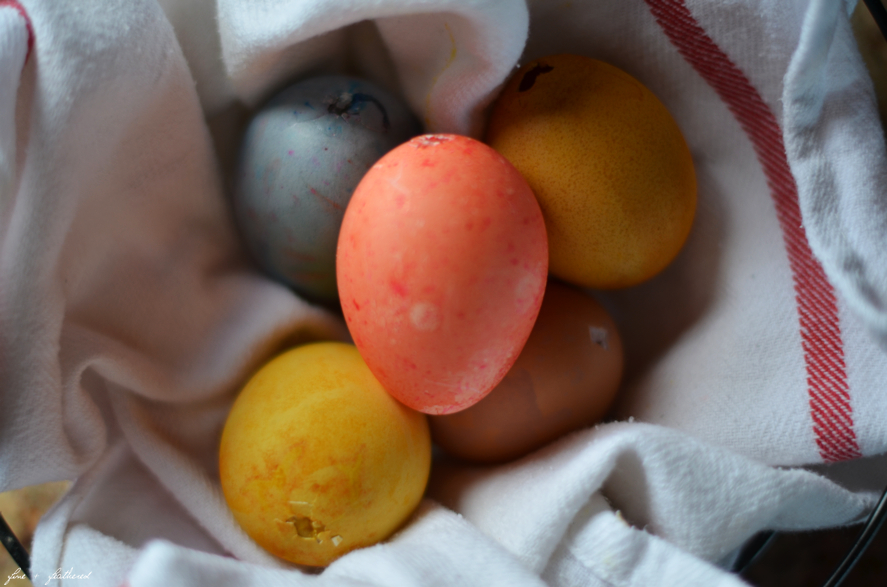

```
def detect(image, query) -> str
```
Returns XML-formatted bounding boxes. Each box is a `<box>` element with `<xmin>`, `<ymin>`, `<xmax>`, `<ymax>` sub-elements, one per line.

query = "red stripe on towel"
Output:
<box><xmin>645</xmin><ymin>0</ymin><xmax>861</xmax><ymax>462</ymax></box>
<box><xmin>0</xmin><ymin>0</ymin><xmax>34</xmax><ymax>64</ymax></box>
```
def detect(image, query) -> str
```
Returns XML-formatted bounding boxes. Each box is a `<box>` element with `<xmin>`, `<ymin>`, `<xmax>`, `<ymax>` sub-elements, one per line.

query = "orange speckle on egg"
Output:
<box><xmin>219</xmin><ymin>343</ymin><xmax>431</xmax><ymax>567</ymax></box>
<box><xmin>337</xmin><ymin>134</ymin><xmax>548</xmax><ymax>415</ymax></box>
<box><xmin>485</xmin><ymin>54</ymin><xmax>697</xmax><ymax>289</ymax></box>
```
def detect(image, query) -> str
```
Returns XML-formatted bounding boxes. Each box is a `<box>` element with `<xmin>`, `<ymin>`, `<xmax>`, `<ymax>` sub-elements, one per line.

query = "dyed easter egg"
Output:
<box><xmin>337</xmin><ymin>134</ymin><xmax>548</xmax><ymax>415</ymax></box>
<box><xmin>233</xmin><ymin>75</ymin><xmax>421</xmax><ymax>301</ymax></box>
<box><xmin>429</xmin><ymin>280</ymin><xmax>624</xmax><ymax>463</ymax></box>
<box><xmin>219</xmin><ymin>342</ymin><xmax>431</xmax><ymax>567</ymax></box>
<box><xmin>486</xmin><ymin>54</ymin><xmax>697</xmax><ymax>289</ymax></box>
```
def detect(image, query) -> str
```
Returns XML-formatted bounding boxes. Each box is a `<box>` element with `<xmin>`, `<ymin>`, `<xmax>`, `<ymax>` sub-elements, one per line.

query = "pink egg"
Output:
<box><xmin>337</xmin><ymin>134</ymin><xmax>548</xmax><ymax>415</ymax></box>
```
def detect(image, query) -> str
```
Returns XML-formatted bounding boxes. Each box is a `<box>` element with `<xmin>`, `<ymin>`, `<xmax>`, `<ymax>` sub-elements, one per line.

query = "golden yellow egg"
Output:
<box><xmin>219</xmin><ymin>342</ymin><xmax>431</xmax><ymax>567</ymax></box>
<box><xmin>485</xmin><ymin>54</ymin><xmax>697</xmax><ymax>289</ymax></box>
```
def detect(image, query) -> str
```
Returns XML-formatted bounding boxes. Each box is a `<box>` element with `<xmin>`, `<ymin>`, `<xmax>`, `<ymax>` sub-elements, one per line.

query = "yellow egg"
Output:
<box><xmin>485</xmin><ymin>54</ymin><xmax>697</xmax><ymax>289</ymax></box>
<box><xmin>218</xmin><ymin>342</ymin><xmax>431</xmax><ymax>567</ymax></box>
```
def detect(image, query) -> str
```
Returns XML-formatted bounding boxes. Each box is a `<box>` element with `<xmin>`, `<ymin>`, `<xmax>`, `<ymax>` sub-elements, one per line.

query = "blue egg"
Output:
<box><xmin>233</xmin><ymin>75</ymin><xmax>422</xmax><ymax>301</ymax></box>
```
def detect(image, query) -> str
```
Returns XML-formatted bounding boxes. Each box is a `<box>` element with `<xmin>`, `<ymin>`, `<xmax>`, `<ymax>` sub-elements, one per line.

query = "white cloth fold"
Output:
<box><xmin>2</xmin><ymin>0</ymin><xmax>887</xmax><ymax>585</ymax></box>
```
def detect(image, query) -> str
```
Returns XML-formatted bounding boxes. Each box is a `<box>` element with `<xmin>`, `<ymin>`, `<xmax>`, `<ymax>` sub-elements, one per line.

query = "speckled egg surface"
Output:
<box><xmin>233</xmin><ymin>75</ymin><xmax>421</xmax><ymax>301</ymax></box>
<box><xmin>219</xmin><ymin>342</ymin><xmax>431</xmax><ymax>567</ymax></box>
<box><xmin>485</xmin><ymin>55</ymin><xmax>697</xmax><ymax>290</ymax></box>
<box><xmin>337</xmin><ymin>134</ymin><xmax>549</xmax><ymax>415</ymax></box>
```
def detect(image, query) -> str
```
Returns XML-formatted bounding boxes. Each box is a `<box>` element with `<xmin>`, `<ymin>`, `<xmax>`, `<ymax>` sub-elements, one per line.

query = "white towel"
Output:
<box><xmin>1</xmin><ymin>0</ymin><xmax>886</xmax><ymax>585</ymax></box>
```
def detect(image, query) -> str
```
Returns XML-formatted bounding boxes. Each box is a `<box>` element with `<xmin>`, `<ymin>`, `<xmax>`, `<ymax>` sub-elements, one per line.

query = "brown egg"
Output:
<box><xmin>429</xmin><ymin>280</ymin><xmax>624</xmax><ymax>463</ymax></box>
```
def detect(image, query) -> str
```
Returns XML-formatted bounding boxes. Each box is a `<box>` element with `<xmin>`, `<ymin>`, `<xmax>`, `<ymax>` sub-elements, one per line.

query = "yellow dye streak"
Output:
<box><xmin>424</xmin><ymin>22</ymin><xmax>458</xmax><ymax>129</ymax></box>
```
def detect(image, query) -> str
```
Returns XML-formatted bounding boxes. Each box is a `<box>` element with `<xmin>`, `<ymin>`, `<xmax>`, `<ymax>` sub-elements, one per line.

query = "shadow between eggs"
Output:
<box><xmin>597</xmin><ymin>165</ymin><xmax>727</xmax><ymax>423</ymax></box>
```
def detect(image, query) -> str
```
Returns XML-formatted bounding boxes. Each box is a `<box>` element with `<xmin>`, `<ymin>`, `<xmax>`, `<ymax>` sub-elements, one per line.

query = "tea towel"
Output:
<box><xmin>1</xmin><ymin>0</ymin><xmax>886</xmax><ymax>586</ymax></box>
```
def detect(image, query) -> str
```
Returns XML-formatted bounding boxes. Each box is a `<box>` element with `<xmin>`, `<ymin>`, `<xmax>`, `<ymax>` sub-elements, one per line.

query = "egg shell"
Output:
<box><xmin>218</xmin><ymin>342</ymin><xmax>431</xmax><ymax>567</ymax></box>
<box><xmin>337</xmin><ymin>134</ymin><xmax>548</xmax><ymax>415</ymax></box>
<box><xmin>485</xmin><ymin>55</ymin><xmax>697</xmax><ymax>289</ymax></box>
<box><xmin>429</xmin><ymin>280</ymin><xmax>624</xmax><ymax>463</ymax></box>
<box><xmin>233</xmin><ymin>75</ymin><xmax>421</xmax><ymax>301</ymax></box>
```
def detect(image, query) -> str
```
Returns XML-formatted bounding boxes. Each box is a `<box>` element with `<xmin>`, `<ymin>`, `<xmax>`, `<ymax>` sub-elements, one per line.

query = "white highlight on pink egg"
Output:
<box><xmin>409</xmin><ymin>302</ymin><xmax>440</xmax><ymax>331</ymax></box>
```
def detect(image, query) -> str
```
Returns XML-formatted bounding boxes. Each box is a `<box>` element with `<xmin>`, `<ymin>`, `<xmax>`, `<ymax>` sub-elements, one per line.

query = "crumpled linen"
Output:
<box><xmin>2</xmin><ymin>0</ymin><xmax>887</xmax><ymax>585</ymax></box>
